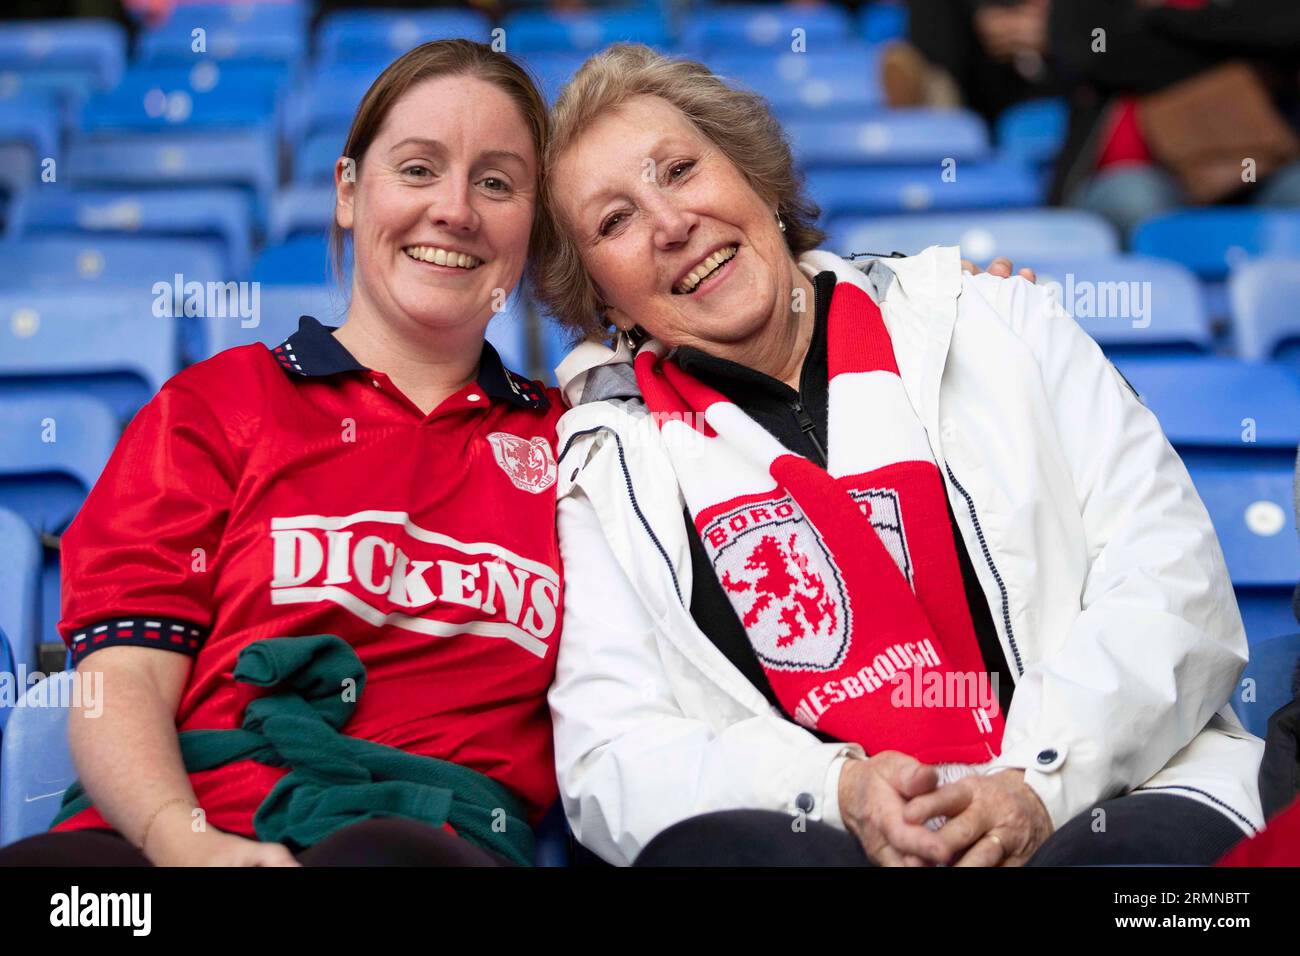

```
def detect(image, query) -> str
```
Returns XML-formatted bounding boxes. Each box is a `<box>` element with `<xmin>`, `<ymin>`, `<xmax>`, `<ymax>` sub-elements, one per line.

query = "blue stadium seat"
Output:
<box><xmin>0</xmin><ymin>395</ymin><xmax>118</xmax><ymax>652</ymax></box>
<box><xmin>79</xmin><ymin>63</ymin><xmax>283</xmax><ymax>133</ymax></box>
<box><xmin>996</xmin><ymin>97</ymin><xmax>1067</xmax><ymax>167</ymax></box>
<box><xmin>0</xmin><ymin>507</ymin><xmax>41</xmax><ymax>678</ymax></box>
<box><xmin>283</xmin><ymin>63</ymin><xmax>377</xmax><ymax>149</ymax></box>
<box><xmin>828</xmin><ymin>209</ymin><xmax>1119</xmax><ymax>262</ymax></box>
<box><xmin>268</xmin><ymin>184</ymin><xmax>335</xmax><ymax>244</ymax></box>
<box><xmin>806</xmin><ymin>158</ymin><xmax>1041</xmax><ymax>219</ymax></box>
<box><xmin>137</xmin><ymin>3</ymin><xmax>308</xmax><ymax>66</ymax></box>
<box><xmin>0</xmin><ymin>95</ymin><xmax>59</xmax><ymax>165</ymax></box>
<box><xmin>1031</xmin><ymin>256</ymin><xmax>1211</xmax><ymax>358</ymax></box>
<box><xmin>0</xmin><ymin>235</ymin><xmax>227</xmax><ymax>362</ymax></box>
<box><xmin>138</xmin><ymin>33</ymin><xmax>303</xmax><ymax>69</ymax></box>
<box><xmin>1230</xmin><ymin>258</ymin><xmax>1300</xmax><ymax>366</ymax></box>
<box><xmin>701</xmin><ymin>45</ymin><xmax>884</xmax><ymax>117</ymax></box>
<box><xmin>0</xmin><ymin>67</ymin><xmax>98</xmax><ymax>124</ymax></box>
<box><xmin>1236</xmin><ymin>631</ymin><xmax>1300</xmax><ymax>738</ymax></box>
<box><xmin>0</xmin><ymin>19</ymin><xmax>126</xmax><ymax>90</ymax></box>
<box><xmin>316</xmin><ymin>10</ymin><xmax>493</xmax><ymax>65</ymax></box>
<box><xmin>0</xmin><ymin>672</ymin><xmax>78</xmax><ymax>846</ymax></box>
<box><xmin>201</xmin><ymin>284</ymin><xmax>345</xmax><ymax>357</ymax></box>
<box><xmin>253</xmin><ymin>234</ymin><xmax>336</xmax><ymax>286</ymax></box>
<box><xmin>201</xmin><ymin>281</ymin><xmax>534</xmax><ymax>378</ymax></box>
<box><xmin>684</xmin><ymin>4</ymin><xmax>854</xmax><ymax>53</ymax></box>
<box><xmin>860</xmin><ymin>2</ymin><xmax>909</xmax><ymax>44</ymax></box>
<box><xmin>1189</xmin><ymin>466</ymin><xmax>1300</xmax><ymax>647</ymax></box>
<box><xmin>0</xmin><ymin>626</ymin><xmax>14</xmax><ymax>731</ymax></box>
<box><xmin>516</xmin><ymin>51</ymin><xmax>586</xmax><ymax>105</ymax></box>
<box><xmin>785</xmin><ymin>109</ymin><xmax>990</xmax><ymax>167</ymax></box>
<box><xmin>0</xmin><ymin>393</ymin><xmax>118</xmax><ymax>536</ymax></box>
<box><xmin>10</xmin><ymin>187</ymin><xmax>254</xmax><ymax>278</ymax></box>
<box><xmin>65</xmin><ymin>128</ymin><xmax>277</xmax><ymax>232</ymax></box>
<box><xmin>0</xmin><ymin>235</ymin><xmax>225</xmax><ymax>294</ymax></box>
<box><xmin>0</xmin><ymin>96</ymin><xmax>59</xmax><ymax>195</ymax></box>
<box><xmin>0</xmin><ymin>290</ymin><xmax>179</xmax><ymax>420</ymax></box>
<box><xmin>1132</xmin><ymin>209</ymin><xmax>1300</xmax><ymax>280</ymax></box>
<box><xmin>1117</xmin><ymin>357</ymin><xmax>1300</xmax><ymax>468</ymax></box>
<box><xmin>293</xmin><ymin>129</ymin><xmax>343</xmax><ymax>184</ymax></box>
<box><xmin>146</xmin><ymin>1</ymin><xmax>307</xmax><ymax>34</ymax></box>
<box><xmin>504</xmin><ymin>9</ymin><xmax>670</xmax><ymax>53</ymax></box>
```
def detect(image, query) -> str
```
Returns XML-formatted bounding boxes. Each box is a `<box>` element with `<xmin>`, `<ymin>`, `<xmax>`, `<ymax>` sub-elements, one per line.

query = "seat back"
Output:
<box><xmin>699</xmin><ymin>44</ymin><xmax>884</xmax><ymax>117</ymax></box>
<box><xmin>1133</xmin><ymin>209</ymin><xmax>1300</xmax><ymax>280</ymax></box>
<box><xmin>996</xmin><ymin>97</ymin><xmax>1067</xmax><ymax>167</ymax></box>
<box><xmin>1189</xmin><ymin>465</ymin><xmax>1300</xmax><ymax>646</ymax></box>
<box><xmin>807</xmin><ymin>159</ymin><xmax>1041</xmax><ymax>219</ymax></box>
<box><xmin>0</xmin><ymin>392</ymin><xmax>118</xmax><ymax>533</ymax></box>
<box><xmin>683</xmin><ymin>4</ymin><xmax>854</xmax><ymax>54</ymax></box>
<box><xmin>785</xmin><ymin>109</ymin><xmax>990</xmax><ymax>167</ymax></box>
<box><xmin>315</xmin><ymin>10</ymin><xmax>492</xmax><ymax>65</ymax></box>
<box><xmin>0</xmin><ymin>672</ymin><xmax>77</xmax><ymax>846</ymax></box>
<box><xmin>503</xmin><ymin>10</ymin><xmax>670</xmax><ymax>53</ymax></box>
<box><xmin>0</xmin><ymin>289</ymin><xmax>180</xmax><ymax>419</ymax></box>
<box><xmin>0</xmin><ymin>507</ymin><xmax>42</xmax><ymax>677</ymax></box>
<box><xmin>1230</xmin><ymin>257</ymin><xmax>1300</xmax><ymax>362</ymax></box>
<box><xmin>11</xmin><ymin>187</ymin><xmax>255</xmax><ymax>278</ymax></box>
<box><xmin>1236</xmin><ymin>632</ymin><xmax>1300</xmax><ymax>738</ymax></box>
<box><xmin>828</xmin><ymin>209</ymin><xmax>1119</xmax><ymax>264</ymax></box>
<box><xmin>1119</xmin><ymin>358</ymin><xmax>1300</xmax><ymax>466</ymax></box>
<box><xmin>1032</xmin><ymin>256</ymin><xmax>1211</xmax><ymax>358</ymax></box>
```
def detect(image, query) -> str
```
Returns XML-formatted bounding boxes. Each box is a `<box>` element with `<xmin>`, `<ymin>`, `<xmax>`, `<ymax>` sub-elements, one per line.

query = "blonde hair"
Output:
<box><xmin>330</xmin><ymin>39</ymin><xmax>548</xmax><ymax>285</ymax></box>
<box><xmin>531</xmin><ymin>43</ymin><xmax>826</xmax><ymax>340</ymax></box>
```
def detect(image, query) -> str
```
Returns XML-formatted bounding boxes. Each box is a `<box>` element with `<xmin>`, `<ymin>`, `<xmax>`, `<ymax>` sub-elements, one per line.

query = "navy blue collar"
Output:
<box><xmin>270</xmin><ymin>315</ymin><xmax>548</xmax><ymax>411</ymax></box>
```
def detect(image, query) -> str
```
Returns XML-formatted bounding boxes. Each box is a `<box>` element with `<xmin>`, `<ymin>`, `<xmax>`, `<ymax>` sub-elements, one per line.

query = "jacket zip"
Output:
<box><xmin>790</xmin><ymin>400</ymin><xmax>827</xmax><ymax>464</ymax></box>
<box><xmin>944</xmin><ymin>462</ymin><xmax>1025</xmax><ymax>677</ymax></box>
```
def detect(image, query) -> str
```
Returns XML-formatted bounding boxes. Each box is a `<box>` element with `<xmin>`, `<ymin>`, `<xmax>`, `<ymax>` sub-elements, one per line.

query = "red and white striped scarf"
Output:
<box><xmin>635</xmin><ymin>280</ymin><xmax>1004</xmax><ymax>764</ymax></box>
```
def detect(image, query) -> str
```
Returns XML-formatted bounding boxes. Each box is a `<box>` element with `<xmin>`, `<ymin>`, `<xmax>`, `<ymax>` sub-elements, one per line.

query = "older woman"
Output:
<box><xmin>535</xmin><ymin>44</ymin><xmax>1264</xmax><ymax>867</ymax></box>
<box><xmin>0</xmin><ymin>40</ymin><xmax>561</xmax><ymax>867</ymax></box>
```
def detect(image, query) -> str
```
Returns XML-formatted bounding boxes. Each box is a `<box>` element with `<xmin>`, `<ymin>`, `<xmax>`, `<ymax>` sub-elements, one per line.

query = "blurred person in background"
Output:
<box><xmin>882</xmin><ymin>0</ymin><xmax>1058</xmax><ymax>123</ymax></box>
<box><xmin>1048</xmin><ymin>0</ymin><xmax>1300</xmax><ymax>240</ymax></box>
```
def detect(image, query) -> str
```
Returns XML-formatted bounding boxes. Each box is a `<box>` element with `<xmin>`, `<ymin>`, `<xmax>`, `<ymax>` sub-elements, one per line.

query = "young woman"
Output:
<box><xmin>0</xmin><ymin>40</ymin><xmax>563</xmax><ymax>867</ymax></box>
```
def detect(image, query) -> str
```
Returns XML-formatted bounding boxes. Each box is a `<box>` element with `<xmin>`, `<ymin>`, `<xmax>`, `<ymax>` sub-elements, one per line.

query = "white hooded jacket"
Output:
<box><xmin>548</xmin><ymin>246</ymin><xmax>1265</xmax><ymax>866</ymax></box>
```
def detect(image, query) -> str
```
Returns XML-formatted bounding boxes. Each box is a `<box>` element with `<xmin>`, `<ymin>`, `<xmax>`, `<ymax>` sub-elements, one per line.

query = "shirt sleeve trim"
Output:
<box><xmin>69</xmin><ymin>616</ymin><xmax>207</xmax><ymax>663</ymax></box>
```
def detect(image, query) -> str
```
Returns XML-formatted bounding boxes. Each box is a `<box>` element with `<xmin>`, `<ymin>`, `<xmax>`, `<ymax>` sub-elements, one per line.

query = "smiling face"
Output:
<box><xmin>550</xmin><ymin>95</ymin><xmax>806</xmax><ymax>356</ymax></box>
<box><xmin>335</xmin><ymin>73</ymin><xmax>537</xmax><ymax>340</ymax></box>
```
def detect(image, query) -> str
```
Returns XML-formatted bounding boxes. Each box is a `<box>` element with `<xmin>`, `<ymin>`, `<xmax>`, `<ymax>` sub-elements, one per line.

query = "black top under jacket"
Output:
<box><xmin>674</xmin><ymin>270</ymin><xmax>1016</xmax><ymax>742</ymax></box>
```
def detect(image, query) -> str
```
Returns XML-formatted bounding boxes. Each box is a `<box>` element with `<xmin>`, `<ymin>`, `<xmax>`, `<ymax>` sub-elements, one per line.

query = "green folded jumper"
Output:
<box><xmin>52</xmin><ymin>635</ymin><xmax>535</xmax><ymax>866</ymax></box>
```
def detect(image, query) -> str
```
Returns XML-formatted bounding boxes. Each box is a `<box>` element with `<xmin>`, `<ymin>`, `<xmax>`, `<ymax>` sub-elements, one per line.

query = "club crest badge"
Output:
<box><xmin>701</xmin><ymin>496</ymin><xmax>851</xmax><ymax>672</ymax></box>
<box><xmin>486</xmin><ymin>432</ymin><xmax>557</xmax><ymax>494</ymax></box>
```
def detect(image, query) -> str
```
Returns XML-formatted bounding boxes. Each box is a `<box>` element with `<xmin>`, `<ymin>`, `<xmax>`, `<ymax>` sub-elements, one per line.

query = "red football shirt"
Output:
<box><xmin>55</xmin><ymin>316</ymin><xmax>565</xmax><ymax>836</ymax></box>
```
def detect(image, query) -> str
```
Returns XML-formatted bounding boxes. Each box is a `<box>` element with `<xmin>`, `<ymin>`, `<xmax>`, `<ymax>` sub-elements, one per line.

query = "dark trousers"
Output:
<box><xmin>0</xmin><ymin>817</ymin><xmax>512</xmax><ymax>867</ymax></box>
<box><xmin>633</xmin><ymin>793</ymin><xmax>1248</xmax><ymax>866</ymax></box>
